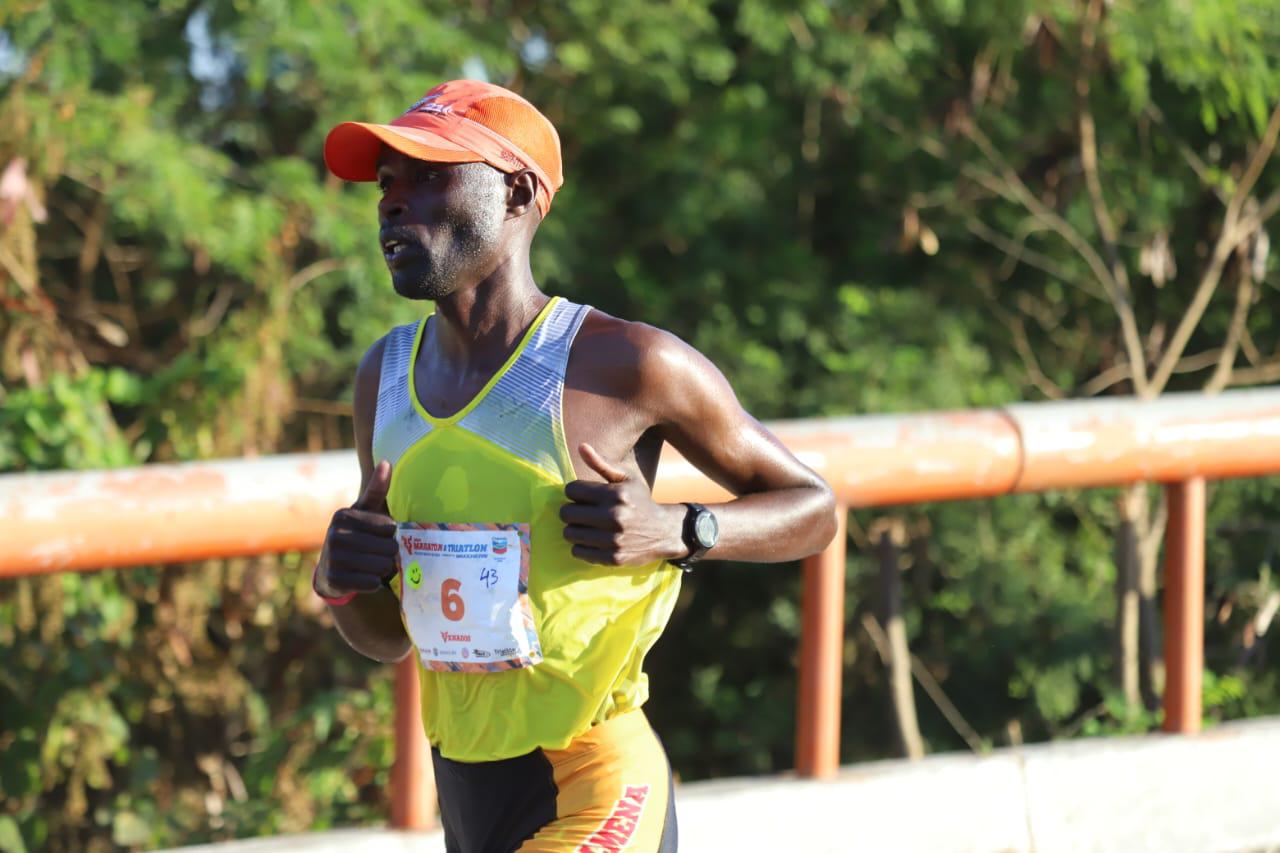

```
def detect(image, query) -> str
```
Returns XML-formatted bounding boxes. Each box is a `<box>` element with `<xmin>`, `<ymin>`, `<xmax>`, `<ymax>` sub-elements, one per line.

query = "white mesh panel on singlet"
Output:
<box><xmin>369</xmin><ymin>298</ymin><xmax>590</xmax><ymax>479</ymax></box>
<box><xmin>458</xmin><ymin>299</ymin><xmax>589</xmax><ymax>480</ymax></box>
<box><xmin>371</xmin><ymin>322</ymin><xmax>433</xmax><ymax>466</ymax></box>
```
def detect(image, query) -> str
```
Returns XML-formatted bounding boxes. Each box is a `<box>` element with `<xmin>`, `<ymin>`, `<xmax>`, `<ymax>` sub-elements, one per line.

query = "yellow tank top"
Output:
<box><xmin>375</xmin><ymin>297</ymin><xmax>682</xmax><ymax>762</ymax></box>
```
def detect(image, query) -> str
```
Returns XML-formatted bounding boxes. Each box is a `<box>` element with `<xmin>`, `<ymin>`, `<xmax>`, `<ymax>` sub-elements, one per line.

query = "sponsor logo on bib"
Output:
<box><xmin>492</xmin><ymin>536</ymin><xmax>509</xmax><ymax>555</ymax></box>
<box><xmin>402</xmin><ymin>533</ymin><xmax>489</xmax><ymax>556</ymax></box>
<box><xmin>440</xmin><ymin>630</ymin><xmax>471</xmax><ymax>643</ymax></box>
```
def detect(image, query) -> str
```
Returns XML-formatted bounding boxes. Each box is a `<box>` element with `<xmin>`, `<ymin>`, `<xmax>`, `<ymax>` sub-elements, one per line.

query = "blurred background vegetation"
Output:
<box><xmin>3</xmin><ymin>0</ymin><xmax>1280</xmax><ymax>849</ymax></box>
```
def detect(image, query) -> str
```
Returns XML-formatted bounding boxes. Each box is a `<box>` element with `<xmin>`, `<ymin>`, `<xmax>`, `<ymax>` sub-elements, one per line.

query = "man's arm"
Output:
<box><xmin>561</xmin><ymin>322</ymin><xmax>838</xmax><ymax>566</ymax></box>
<box><xmin>314</xmin><ymin>337</ymin><xmax>413</xmax><ymax>663</ymax></box>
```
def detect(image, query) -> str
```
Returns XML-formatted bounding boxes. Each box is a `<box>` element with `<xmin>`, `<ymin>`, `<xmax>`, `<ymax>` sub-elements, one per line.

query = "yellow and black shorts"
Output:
<box><xmin>432</xmin><ymin>711</ymin><xmax>678</xmax><ymax>852</ymax></box>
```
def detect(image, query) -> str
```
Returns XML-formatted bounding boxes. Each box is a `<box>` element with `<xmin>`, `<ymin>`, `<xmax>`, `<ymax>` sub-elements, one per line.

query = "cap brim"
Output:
<box><xmin>323</xmin><ymin>122</ymin><xmax>483</xmax><ymax>181</ymax></box>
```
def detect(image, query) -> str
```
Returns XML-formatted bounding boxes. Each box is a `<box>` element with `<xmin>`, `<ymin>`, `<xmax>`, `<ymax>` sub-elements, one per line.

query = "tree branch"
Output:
<box><xmin>1079</xmin><ymin>348</ymin><xmax>1225</xmax><ymax>397</ymax></box>
<box><xmin>961</xmin><ymin>129</ymin><xmax>1149</xmax><ymax>393</ymax></box>
<box><xmin>1255</xmin><ymin>186</ymin><xmax>1280</xmax><ymax>226</ymax></box>
<box><xmin>966</xmin><ymin>217</ymin><xmax>1099</xmax><ymax>296</ymax></box>
<box><xmin>1228</xmin><ymin>101</ymin><xmax>1280</xmax><ymax>223</ymax></box>
<box><xmin>287</xmin><ymin>258</ymin><xmax>347</xmax><ymax>294</ymax></box>
<box><xmin>1205</xmin><ymin>263</ymin><xmax>1255</xmax><ymax>393</ymax></box>
<box><xmin>1077</xmin><ymin>0</ymin><xmax>1132</xmax><ymax>297</ymax></box>
<box><xmin>1241</xmin><ymin>325</ymin><xmax>1264</xmax><ymax>366</ymax></box>
<box><xmin>1140</xmin><ymin>488</ymin><xmax>1168</xmax><ymax>574</ymax></box>
<box><xmin>1143</xmin><ymin>103</ymin><xmax>1225</xmax><ymax>202</ymax></box>
<box><xmin>1009</xmin><ymin>316</ymin><xmax>1066</xmax><ymax>399</ymax></box>
<box><xmin>1149</xmin><ymin>212</ymin><xmax>1254</xmax><ymax>391</ymax></box>
<box><xmin>0</xmin><ymin>242</ymin><xmax>38</xmax><ymax>295</ymax></box>
<box><xmin>1078</xmin><ymin>361</ymin><xmax>1133</xmax><ymax>398</ymax></box>
<box><xmin>1152</xmin><ymin>102</ymin><xmax>1280</xmax><ymax>392</ymax></box>
<box><xmin>1079</xmin><ymin>106</ymin><xmax>1130</xmax><ymax>293</ymax></box>
<box><xmin>187</xmin><ymin>283</ymin><xmax>236</xmax><ymax>339</ymax></box>
<box><xmin>861</xmin><ymin>614</ymin><xmax>985</xmax><ymax>753</ymax></box>
<box><xmin>1227</xmin><ymin>360</ymin><xmax>1280</xmax><ymax>387</ymax></box>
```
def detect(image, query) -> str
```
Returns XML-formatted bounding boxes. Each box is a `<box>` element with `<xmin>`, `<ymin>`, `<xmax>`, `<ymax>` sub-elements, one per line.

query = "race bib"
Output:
<box><xmin>396</xmin><ymin>522</ymin><xmax>541</xmax><ymax>672</ymax></box>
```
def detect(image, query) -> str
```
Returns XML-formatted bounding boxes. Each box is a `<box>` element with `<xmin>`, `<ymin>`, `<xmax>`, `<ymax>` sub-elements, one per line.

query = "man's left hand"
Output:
<box><xmin>560</xmin><ymin>443</ymin><xmax>686</xmax><ymax>566</ymax></box>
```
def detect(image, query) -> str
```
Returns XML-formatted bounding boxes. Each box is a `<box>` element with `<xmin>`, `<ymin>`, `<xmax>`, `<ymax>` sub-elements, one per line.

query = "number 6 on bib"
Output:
<box><xmin>396</xmin><ymin>522</ymin><xmax>541</xmax><ymax>672</ymax></box>
<box><xmin>441</xmin><ymin>578</ymin><xmax>465</xmax><ymax>621</ymax></box>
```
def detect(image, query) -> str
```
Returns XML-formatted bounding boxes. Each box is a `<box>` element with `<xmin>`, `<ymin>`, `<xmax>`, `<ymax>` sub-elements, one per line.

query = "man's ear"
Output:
<box><xmin>505</xmin><ymin>170</ymin><xmax>539</xmax><ymax>219</ymax></box>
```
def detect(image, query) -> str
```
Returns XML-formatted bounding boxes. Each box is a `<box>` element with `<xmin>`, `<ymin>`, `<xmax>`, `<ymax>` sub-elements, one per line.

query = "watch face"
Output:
<box><xmin>694</xmin><ymin>511</ymin><xmax>719</xmax><ymax>548</ymax></box>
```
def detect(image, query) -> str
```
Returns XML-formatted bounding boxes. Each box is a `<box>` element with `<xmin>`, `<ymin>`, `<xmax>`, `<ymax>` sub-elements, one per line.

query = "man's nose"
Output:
<box><xmin>378</xmin><ymin>192</ymin><xmax>408</xmax><ymax>222</ymax></box>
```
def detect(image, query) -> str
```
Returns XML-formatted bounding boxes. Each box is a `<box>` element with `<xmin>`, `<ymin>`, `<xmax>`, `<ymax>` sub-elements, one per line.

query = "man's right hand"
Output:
<box><xmin>315</xmin><ymin>460</ymin><xmax>399</xmax><ymax>599</ymax></box>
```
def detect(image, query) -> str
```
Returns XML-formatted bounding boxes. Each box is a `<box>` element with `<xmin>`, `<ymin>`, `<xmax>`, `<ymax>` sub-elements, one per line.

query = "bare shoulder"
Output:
<box><xmin>570</xmin><ymin>307</ymin><xmax>728</xmax><ymax>422</ymax></box>
<box><xmin>352</xmin><ymin>335</ymin><xmax>390</xmax><ymax>466</ymax></box>
<box><xmin>353</xmin><ymin>335</ymin><xmax>389</xmax><ymax>412</ymax></box>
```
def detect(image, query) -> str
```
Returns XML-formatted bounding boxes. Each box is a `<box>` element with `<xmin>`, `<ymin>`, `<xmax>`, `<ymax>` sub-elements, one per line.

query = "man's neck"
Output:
<box><xmin>430</xmin><ymin>252</ymin><xmax>549</xmax><ymax>367</ymax></box>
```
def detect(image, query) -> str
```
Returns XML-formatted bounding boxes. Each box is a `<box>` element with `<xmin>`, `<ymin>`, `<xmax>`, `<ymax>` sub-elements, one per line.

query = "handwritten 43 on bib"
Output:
<box><xmin>396</xmin><ymin>522</ymin><xmax>540</xmax><ymax>672</ymax></box>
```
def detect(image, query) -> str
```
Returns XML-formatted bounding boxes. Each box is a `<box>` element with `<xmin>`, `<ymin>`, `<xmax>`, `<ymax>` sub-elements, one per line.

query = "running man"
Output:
<box><xmin>315</xmin><ymin>80</ymin><xmax>837</xmax><ymax>852</ymax></box>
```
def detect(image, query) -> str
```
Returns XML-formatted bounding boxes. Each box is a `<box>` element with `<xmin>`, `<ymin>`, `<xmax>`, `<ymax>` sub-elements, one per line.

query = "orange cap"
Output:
<box><xmin>324</xmin><ymin>80</ymin><xmax>563</xmax><ymax>217</ymax></box>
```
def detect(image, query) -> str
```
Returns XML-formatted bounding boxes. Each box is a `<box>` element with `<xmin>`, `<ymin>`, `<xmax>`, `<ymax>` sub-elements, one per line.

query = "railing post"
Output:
<box><xmin>391</xmin><ymin>656</ymin><xmax>435</xmax><ymax>829</ymax></box>
<box><xmin>1162</xmin><ymin>478</ymin><xmax>1206</xmax><ymax>734</ymax></box>
<box><xmin>796</xmin><ymin>506</ymin><xmax>848</xmax><ymax>778</ymax></box>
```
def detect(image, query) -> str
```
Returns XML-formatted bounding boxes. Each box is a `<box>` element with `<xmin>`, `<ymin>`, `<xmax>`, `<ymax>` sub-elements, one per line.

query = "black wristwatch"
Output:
<box><xmin>671</xmin><ymin>503</ymin><xmax>718</xmax><ymax>571</ymax></box>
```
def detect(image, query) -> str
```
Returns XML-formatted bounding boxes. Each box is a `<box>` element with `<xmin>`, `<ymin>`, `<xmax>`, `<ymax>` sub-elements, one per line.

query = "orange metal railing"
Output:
<box><xmin>5</xmin><ymin>389</ymin><xmax>1280</xmax><ymax>827</ymax></box>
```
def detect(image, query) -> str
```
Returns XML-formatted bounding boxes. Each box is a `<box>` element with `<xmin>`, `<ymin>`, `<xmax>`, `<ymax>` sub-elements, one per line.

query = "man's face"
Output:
<box><xmin>375</xmin><ymin>147</ymin><xmax>507</xmax><ymax>301</ymax></box>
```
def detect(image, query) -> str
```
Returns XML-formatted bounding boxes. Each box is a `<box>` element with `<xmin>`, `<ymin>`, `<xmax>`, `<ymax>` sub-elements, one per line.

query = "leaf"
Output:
<box><xmin>0</xmin><ymin>817</ymin><xmax>27</xmax><ymax>853</ymax></box>
<box><xmin>111</xmin><ymin>812</ymin><xmax>150</xmax><ymax>848</ymax></box>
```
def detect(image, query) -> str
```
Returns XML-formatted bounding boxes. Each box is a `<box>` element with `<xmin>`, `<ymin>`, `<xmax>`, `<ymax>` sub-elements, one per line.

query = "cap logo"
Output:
<box><xmin>406</xmin><ymin>92</ymin><xmax>453</xmax><ymax>116</ymax></box>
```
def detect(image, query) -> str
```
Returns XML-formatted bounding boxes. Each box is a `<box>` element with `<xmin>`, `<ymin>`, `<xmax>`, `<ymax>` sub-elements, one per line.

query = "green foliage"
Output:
<box><xmin>3</xmin><ymin>0</ymin><xmax>1280</xmax><ymax>849</ymax></box>
<box><xmin>0</xmin><ymin>556</ymin><xmax>397</xmax><ymax>850</ymax></box>
<box><xmin>0</xmin><ymin>369</ymin><xmax>137</xmax><ymax>470</ymax></box>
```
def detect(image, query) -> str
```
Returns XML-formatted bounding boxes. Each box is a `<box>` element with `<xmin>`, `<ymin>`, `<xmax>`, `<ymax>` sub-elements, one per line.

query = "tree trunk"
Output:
<box><xmin>878</xmin><ymin>523</ymin><xmax>924</xmax><ymax>760</ymax></box>
<box><xmin>1135</xmin><ymin>485</ymin><xmax>1168</xmax><ymax>712</ymax></box>
<box><xmin>1115</xmin><ymin>490</ymin><xmax>1141</xmax><ymax>712</ymax></box>
<box><xmin>910</xmin><ymin>524</ymin><xmax>935</xmax><ymax>639</ymax></box>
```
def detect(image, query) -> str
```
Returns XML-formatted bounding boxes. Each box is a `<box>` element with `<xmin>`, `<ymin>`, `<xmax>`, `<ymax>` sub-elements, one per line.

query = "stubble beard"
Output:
<box><xmin>391</xmin><ymin>252</ymin><xmax>460</xmax><ymax>301</ymax></box>
<box><xmin>390</xmin><ymin>169</ymin><xmax>507</xmax><ymax>302</ymax></box>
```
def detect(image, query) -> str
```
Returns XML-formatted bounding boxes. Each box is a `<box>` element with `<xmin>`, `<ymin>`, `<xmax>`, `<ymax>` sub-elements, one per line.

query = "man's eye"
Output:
<box><xmin>377</xmin><ymin>176</ymin><xmax>392</xmax><ymax>193</ymax></box>
<box><xmin>412</xmin><ymin>167</ymin><xmax>439</xmax><ymax>184</ymax></box>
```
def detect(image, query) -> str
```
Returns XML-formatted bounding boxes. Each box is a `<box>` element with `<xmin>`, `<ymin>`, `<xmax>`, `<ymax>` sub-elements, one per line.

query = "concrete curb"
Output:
<box><xmin>167</xmin><ymin>716</ymin><xmax>1280</xmax><ymax>852</ymax></box>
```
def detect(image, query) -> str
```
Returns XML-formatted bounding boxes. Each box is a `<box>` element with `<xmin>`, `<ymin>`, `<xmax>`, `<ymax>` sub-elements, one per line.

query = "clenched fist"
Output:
<box><xmin>314</xmin><ymin>460</ymin><xmax>399</xmax><ymax>600</ymax></box>
<box><xmin>560</xmin><ymin>443</ymin><xmax>685</xmax><ymax>567</ymax></box>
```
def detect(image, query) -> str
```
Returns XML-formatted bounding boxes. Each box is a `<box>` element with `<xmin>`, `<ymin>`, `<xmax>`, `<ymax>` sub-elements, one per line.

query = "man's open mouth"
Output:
<box><xmin>380</xmin><ymin>227</ymin><xmax>423</xmax><ymax>263</ymax></box>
